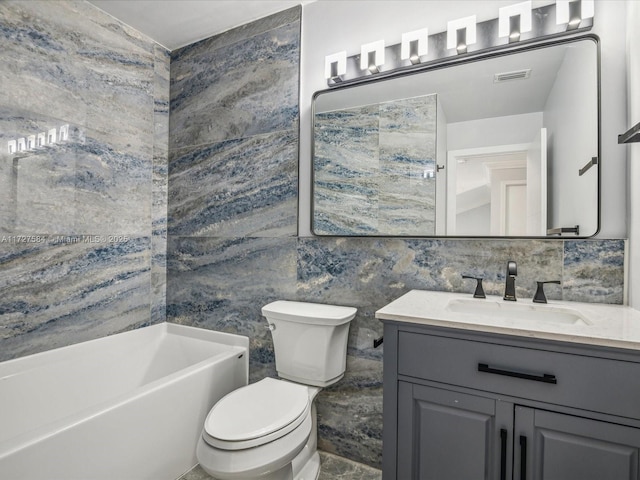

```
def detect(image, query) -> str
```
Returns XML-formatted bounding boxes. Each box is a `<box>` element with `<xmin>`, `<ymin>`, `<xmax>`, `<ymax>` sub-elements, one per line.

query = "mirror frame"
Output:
<box><xmin>311</xmin><ymin>34</ymin><xmax>601</xmax><ymax>239</ymax></box>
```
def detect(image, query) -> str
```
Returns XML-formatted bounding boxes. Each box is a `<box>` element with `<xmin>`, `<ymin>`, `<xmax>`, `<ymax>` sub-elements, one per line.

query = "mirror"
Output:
<box><xmin>312</xmin><ymin>37</ymin><xmax>599</xmax><ymax>237</ymax></box>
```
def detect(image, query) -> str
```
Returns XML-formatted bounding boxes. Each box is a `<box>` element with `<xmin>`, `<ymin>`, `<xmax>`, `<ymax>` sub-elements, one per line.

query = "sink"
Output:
<box><xmin>445</xmin><ymin>298</ymin><xmax>591</xmax><ymax>326</ymax></box>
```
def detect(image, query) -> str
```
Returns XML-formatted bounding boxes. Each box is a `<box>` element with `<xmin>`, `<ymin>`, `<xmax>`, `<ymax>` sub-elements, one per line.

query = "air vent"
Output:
<box><xmin>494</xmin><ymin>69</ymin><xmax>531</xmax><ymax>83</ymax></box>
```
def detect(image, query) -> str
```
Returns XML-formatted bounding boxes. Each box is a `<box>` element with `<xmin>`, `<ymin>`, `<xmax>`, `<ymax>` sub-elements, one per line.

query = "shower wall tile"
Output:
<box><xmin>171</xmin><ymin>6</ymin><xmax>301</xmax><ymax>64</ymax></box>
<box><xmin>0</xmin><ymin>123</ymin><xmax>152</xmax><ymax>236</ymax></box>
<box><xmin>0</xmin><ymin>1</ymin><xmax>168</xmax><ymax>358</ymax></box>
<box><xmin>0</xmin><ymin>110</ymin><xmax>81</xmax><ymax>234</ymax></box>
<box><xmin>74</xmin><ymin>131</ymin><xmax>152</xmax><ymax>235</ymax></box>
<box><xmin>152</xmin><ymin>44</ymin><xmax>170</xmax><ymax>323</ymax></box>
<box><xmin>0</xmin><ymin>1</ymin><xmax>155</xmax><ymax>140</ymax></box>
<box><xmin>0</xmin><ymin>236</ymin><xmax>151</xmax><ymax>362</ymax></box>
<box><xmin>169</xmin><ymin>10</ymin><xmax>300</xmax><ymax>149</ymax></box>
<box><xmin>166</xmin><ymin>236</ymin><xmax>298</xmax><ymax>381</ymax></box>
<box><xmin>168</xmin><ymin>130</ymin><xmax>298</xmax><ymax>237</ymax></box>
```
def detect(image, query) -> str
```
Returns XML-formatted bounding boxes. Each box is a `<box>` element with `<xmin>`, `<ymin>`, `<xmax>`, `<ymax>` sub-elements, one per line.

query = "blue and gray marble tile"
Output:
<box><xmin>0</xmin><ymin>1</ymin><xmax>166</xmax><ymax>356</ymax></box>
<box><xmin>168</xmin><ymin>130</ymin><xmax>298</xmax><ymax>237</ymax></box>
<box><xmin>313</xmin><ymin>95</ymin><xmax>437</xmax><ymax>236</ymax></box>
<box><xmin>0</xmin><ymin>236</ymin><xmax>151</xmax><ymax>362</ymax></box>
<box><xmin>314</xmin><ymin>106</ymin><xmax>380</xmax><ymax>235</ymax></box>
<box><xmin>166</xmin><ymin>236</ymin><xmax>297</xmax><ymax>381</ymax></box>
<box><xmin>169</xmin><ymin>11</ymin><xmax>300</xmax><ymax>150</ymax></box>
<box><xmin>563</xmin><ymin>239</ymin><xmax>626</xmax><ymax>303</ymax></box>
<box><xmin>152</xmin><ymin>44</ymin><xmax>170</xmax><ymax>323</ymax></box>
<box><xmin>316</xmin><ymin>355</ymin><xmax>383</xmax><ymax>469</ymax></box>
<box><xmin>0</xmin><ymin>1</ymin><xmax>156</xmax><ymax>143</ymax></box>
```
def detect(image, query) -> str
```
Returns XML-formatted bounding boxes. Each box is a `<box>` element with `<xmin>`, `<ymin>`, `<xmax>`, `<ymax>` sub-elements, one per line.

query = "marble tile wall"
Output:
<box><xmin>168</xmin><ymin>7</ymin><xmax>300</xmax><ymax>238</ymax></box>
<box><xmin>0</xmin><ymin>0</ymin><xmax>169</xmax><ymax>361</ymax></box>
<box><xmin>166</xmin><ymin>4</ymin><xmax>302</xmax><ymax>381</ymax></box>
<box><xmin>164</xmin><ymin>4</ymin><xmax>627</xmax><ymax>471</ymax></box>
<box><xmin>167</xmin><ymin>235</ymin><xmax>626</xmax><ymax>468</ymax></box>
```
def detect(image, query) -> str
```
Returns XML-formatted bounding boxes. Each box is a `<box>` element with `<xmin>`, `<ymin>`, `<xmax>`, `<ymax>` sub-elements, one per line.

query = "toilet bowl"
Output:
<box><xmin>196</xmin><ymin>378</ymin><xmax>320</xmax><ymax>480</ymax></box>
<box><xmin>196</xmin><ymin>301</ymin><xmax>357</xmax><ymax>480</ymax></box>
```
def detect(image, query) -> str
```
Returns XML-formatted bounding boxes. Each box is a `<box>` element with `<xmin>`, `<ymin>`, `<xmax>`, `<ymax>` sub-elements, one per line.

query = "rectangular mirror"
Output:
<box><xmin>312</xmin><ymin>36</ymin><xmax>600</xmax><ymax>237</ymax></box>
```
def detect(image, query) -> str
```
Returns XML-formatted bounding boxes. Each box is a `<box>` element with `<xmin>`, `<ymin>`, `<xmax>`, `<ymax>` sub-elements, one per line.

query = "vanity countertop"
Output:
<box><xmin>375</xmin><ymin>290</ymin><xmax>640</xmax><ymax>351</ymax></box>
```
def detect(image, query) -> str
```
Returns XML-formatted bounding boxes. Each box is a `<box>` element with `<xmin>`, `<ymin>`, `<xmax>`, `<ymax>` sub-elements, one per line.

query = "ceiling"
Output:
<box><xmin>88</xmin><ymin>0</ymin><xmax>316</xmax><ymax>51</ymax></box>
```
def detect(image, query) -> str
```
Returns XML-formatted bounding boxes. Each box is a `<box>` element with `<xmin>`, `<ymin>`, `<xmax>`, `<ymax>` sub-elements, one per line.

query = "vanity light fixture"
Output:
<box><xmin>401</xmin><ymin>28</ymin><xmax>428</xmax><ymax>64</ymax></box>
<box><xmin>360</xmin><ymin>40</ymin><xmax>385</xmax><ymax>73</ymax></box>
<box><xmin>499</xmin><ymin>1</ymin><xmax>532</xmax><ymax>43</ymax></box>
<box><xmin>557</xmin><ymin>0</ymin><xmax>594</xmax><ymax>31</ymax></box>
<box><xmin>324</xmin><ymin>51</ymin><xmax>347</xmax><ymax>84</ymax></box>
<box><xmin>447</xmin><ymin>15</ymin><xmax>476</xmax><ymax>54</ymax></box>
<box><xmin>323</xmin><ymin>2</ymin><xmax>594</xmax><ymax>87</ymax></box>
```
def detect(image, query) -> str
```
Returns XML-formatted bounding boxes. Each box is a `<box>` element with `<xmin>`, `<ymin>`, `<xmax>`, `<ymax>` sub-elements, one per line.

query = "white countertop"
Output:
<box><xmin>375</xmin><ymin>290</ymin><xmax>640</xmax><ymax>351</ymax></box>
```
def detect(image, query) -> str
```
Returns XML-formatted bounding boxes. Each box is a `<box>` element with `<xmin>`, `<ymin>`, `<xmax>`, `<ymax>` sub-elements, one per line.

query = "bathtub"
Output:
<box><xmin>0</xmin><ymin>322</ymin><xmax>249</xmax><ymax>480</ymax></box>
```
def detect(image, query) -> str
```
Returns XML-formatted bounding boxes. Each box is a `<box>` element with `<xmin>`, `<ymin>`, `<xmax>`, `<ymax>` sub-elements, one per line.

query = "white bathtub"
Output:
<box><xmin>0</xmin><ymin>323</ymin><xmax>249</xmax><ymax>480</ymax></box>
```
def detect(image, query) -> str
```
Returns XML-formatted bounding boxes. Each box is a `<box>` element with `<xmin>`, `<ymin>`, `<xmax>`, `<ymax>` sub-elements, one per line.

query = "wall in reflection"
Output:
<box><xmin>314</xmin><ymin>94</ymin><xmax>437</xmax><ymax>235</ymax></box>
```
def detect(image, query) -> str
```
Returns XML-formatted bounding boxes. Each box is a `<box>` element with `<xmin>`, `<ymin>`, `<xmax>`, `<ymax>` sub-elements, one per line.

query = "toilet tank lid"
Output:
<box><xmin>262</xmin><ymin>301</ymin><xmax>357</xmax><ymax>325</ymax></box>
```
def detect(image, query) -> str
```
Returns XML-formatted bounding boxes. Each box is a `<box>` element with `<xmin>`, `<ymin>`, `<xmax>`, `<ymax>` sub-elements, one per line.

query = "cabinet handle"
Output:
<box><xmin>519</xmin><ymin>435</ymin><xmax>528</xmax><ymax>480</ymax></box>
<box><xmin>500</xmin><ymin>429</ymin><xmax>507</xmax><ymax>480</ymax></box>
<box><xmin>478</xmin><ymin>363</ymin><xmax>557</xmax><ymax>384</ymax></box>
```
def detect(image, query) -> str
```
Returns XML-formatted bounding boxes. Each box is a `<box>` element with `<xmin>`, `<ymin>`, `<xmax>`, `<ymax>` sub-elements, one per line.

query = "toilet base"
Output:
<box><xmin>290</xmin><ymin>400</ymin><xmax>319</xmax><ymax>480</ymax></box>
<box><xmin>294</xmin><ymin>451</ymin><xmax>320</xmax><ymax>480</ymax></box>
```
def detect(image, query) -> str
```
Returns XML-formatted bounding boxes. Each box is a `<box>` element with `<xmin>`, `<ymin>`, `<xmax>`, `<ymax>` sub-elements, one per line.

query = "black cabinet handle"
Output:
<box><xmin>520</xmin><ymin>435</ymin><xmax>528</xmax><ymax>480</ymax></box>
<box><xmin>478</xmin><ymin>363</ymin><xmax>557</xmax><ymax>384</ymax></box>
<box><xmin>500</xmin><ymin>429</ymin><xmax>507</xmax><ymax>480</ymax></box>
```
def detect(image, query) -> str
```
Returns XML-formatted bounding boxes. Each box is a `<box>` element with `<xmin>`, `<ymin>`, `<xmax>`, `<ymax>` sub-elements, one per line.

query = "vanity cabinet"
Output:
<box><xmin>382</xmin><ymin>323</ymin><xmax>640</xmax><ymax>480</ymax></box>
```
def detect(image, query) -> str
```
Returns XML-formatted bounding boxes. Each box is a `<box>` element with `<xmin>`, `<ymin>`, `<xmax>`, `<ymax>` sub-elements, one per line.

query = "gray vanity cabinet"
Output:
<box><xmin>397</xmin><ymin>382</ymin><xmax>513</xmax><ymax>479</ymax></box>
<box><xmin>382</xmin><ymin>322</ymin><xmax>640</xmax><ymax>480</ymax></box>
<box><xmin>514</xmin><ymin>407</ymin><xmax>640</xmax><ymax>480</ymax></box>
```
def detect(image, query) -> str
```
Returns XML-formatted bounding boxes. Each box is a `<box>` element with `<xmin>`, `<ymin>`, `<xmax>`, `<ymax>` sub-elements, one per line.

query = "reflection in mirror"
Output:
<box><xmin>314</xmin><ymin>94</ymin><xmax>437</xmax><ymax>236</ymax></box>
<box><xmin>312</xmin><ymin>36</ymin><xmax>599</xmax><ymax>237</ymax></box>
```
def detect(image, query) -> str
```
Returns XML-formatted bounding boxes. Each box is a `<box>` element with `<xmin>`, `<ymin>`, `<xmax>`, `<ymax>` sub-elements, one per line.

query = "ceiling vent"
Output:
<box><xmin>493</xmin><ymin>69</ymin><xmax>531</xmax><ymax>83</ymax></box>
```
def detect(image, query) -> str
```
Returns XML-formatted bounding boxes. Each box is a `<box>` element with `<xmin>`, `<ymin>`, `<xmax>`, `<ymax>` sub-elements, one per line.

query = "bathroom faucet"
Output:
<box><xmin>503</xmin><ymin>261</ymin><xmax>517</xmax><ymax>301</ymax></box>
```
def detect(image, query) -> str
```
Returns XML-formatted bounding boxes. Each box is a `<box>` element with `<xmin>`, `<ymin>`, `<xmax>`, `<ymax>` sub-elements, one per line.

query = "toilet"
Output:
<box><xmin>196</xmin><ymin>300</ymin><xmax>357</xmax><ymax>480</ymax></box>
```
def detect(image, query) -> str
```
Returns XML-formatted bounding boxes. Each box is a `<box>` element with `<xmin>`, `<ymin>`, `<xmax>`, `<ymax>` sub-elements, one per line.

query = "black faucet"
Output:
<box><xmin>504</xmin><ymin>261</ymin><xmax>517</xmax><ymax>301</ymax></box>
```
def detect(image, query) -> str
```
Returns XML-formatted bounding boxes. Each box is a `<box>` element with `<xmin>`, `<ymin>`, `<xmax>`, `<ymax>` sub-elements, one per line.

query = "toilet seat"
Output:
<box><xmin>203</xmin><ymin>378</ymin><xmax>311</xmax><ymax>450</ymax></box>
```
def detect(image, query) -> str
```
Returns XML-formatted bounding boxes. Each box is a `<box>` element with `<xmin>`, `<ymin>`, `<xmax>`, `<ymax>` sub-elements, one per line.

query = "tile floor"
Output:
<box><xmin>178</xmin><ymin>451</ymin><xmax>381</xmax><ymax>480</ymax></box>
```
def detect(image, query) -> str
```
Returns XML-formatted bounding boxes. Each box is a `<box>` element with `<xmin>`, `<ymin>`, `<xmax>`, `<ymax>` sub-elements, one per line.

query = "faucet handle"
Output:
<box><xmin>533</xmin><ymin>280</ymin><xmax>561</xmax><ymax>304</ymax></box>
<box><xmin>462</xmin><ymin>275</ymin><xmax>486</xmax><ymax>299</ymax></box>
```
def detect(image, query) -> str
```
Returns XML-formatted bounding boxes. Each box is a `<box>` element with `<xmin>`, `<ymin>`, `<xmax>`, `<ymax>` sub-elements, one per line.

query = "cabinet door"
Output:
<box><xmin>515</xmin><ymin>406</ymin><xmax>640</xmax><ymax>480</ymax></box>
<box><xmin>397</xmin><ymin>381</ymin><xmax>512</xmax><ymax>480</ymax></box>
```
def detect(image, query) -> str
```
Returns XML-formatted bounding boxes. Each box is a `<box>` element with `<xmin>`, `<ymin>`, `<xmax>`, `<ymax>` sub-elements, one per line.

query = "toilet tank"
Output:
<box><xmin>261</xmin><ymin>301</ymin><xmax>357</xmax><ymax>387</ymax></box>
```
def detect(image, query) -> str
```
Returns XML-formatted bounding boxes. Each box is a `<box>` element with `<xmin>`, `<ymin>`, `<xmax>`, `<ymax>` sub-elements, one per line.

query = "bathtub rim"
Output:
<box><xmin>0</xmin><ymin>322</ymin><xmax>249</xmax><ymax>375</ymax></box>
